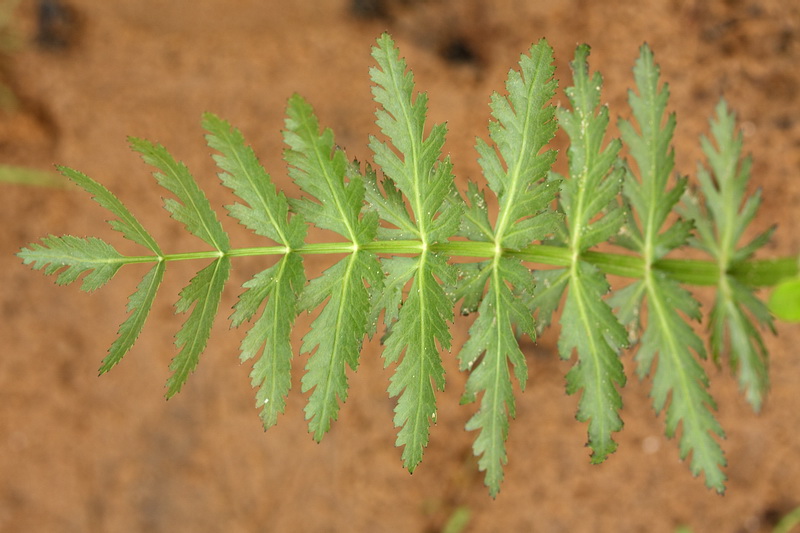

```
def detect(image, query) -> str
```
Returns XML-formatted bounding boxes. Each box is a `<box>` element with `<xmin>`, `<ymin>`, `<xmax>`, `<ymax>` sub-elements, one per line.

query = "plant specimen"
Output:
<box><xmin>18</xmin><ymin>33</ymin><xmax>798</xmax><ymax>496</ymax></box>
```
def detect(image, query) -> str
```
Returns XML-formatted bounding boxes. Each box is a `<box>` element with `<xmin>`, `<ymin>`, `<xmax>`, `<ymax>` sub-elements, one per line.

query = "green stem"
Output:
<box><xmin>121</xmin><ymin>241</ymin><xmax>798</xmax><ymax>289</ymax></box>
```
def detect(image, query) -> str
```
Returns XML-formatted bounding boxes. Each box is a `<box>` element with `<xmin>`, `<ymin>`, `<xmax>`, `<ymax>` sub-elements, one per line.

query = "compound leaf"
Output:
<box><xmin>16</xmin><ymin>34</ymin><xmax>783</xmax><ymax>499</ymax></box>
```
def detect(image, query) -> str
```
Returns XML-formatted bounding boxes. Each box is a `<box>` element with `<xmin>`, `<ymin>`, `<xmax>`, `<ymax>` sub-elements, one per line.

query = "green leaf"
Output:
<box><xmin>367</xmin><ymin>255</ymin><xmax>418</xmax><ymax>334</ymax></box>
<box><xmin>19</xmin><ymin>168</ymin><xmax>165</xmax><ymax>374</ymax></box>
<box><xmin>457</xmin><ymin>182</ymin><xmax>493</xmax><ymax>243</ymax></box>
<box><xmin>769</xmin><ymin>277</ymin><xmax>800</xmax><ymax>321</ymax></box>
<box><xmin>99</xmin><ymin>262</ymin><xmax>166</xmax><ymax>374</ymax></box>
<box><xmin>17</xmin><ymin>34</ymin><xmax>788</xmax><ymax>498</ymax></box>
<box><xmin>382</xmin><ymin>252</ymin><xmax>454</xmax><ymax>470</ymax></box>
<box><xmin>479</xmin><ymin>39</ymin><xmax>559</xmax><ymax>249</ymax></box>
<box><xmin>457</xmin><ymin>39</ymin><xmax>560</xmax><ymax>496</ymax></box>
<box><xmin>299</xmin><ymin>251</ymin><xmax>382</xmax><ymax>440</ymax></box>
<box><xmin>285</xmin><ymin>94</ymin><xmax>378</xmax><ymax>245</ymax></box>
<box><xmin>364</xmin><ymin>167</ymin><xmax>418</xmax><ymax>240</ymax></box>
<box><xmin>681</xmin><ymin>100</ymin><xmax>773</xmax><ymax>412</ymax></box>
<box><xmin>58</xmin><ymin>166</ymin><xmax>162</xmax><ymax>255</ymax></box>
<box><xmin>710</xmin><ymin>277</ymin><xmax>771</xmax><ymax>410</ymax></box>
<box><xmin>233</xmin><ymin>253</ymin><xmax>304</xmax><ymax>429</ymax></box>
<box><xmin>455</xmin><ymin>261</ymin><xmax>491</xmax><ymax>315</ymax></box>
<box><xmin>560</xmin><ymin>261</ymin><xmax>628</xmax><ymax>461</ymax></box>
<box><xmin>18</xmin><ymin>235</ymin><xmax>125</xmax><ymax>292</ymax></box>
<box><xmin>552</xmin><ymin>44</ymin><xmax>628</xmax><ymax>462</ymax></box>
<box><xmin>458</xmin><ymin>258</ymin><xmax>536</xmax><ymax>496</ymax></box>
<box><xmin>369</xmin><ymin>33</ymin><xmax>461</xmax><ymax>243</ymax></box>
<box><xmin>558</xmin><ymin>44</ymin><xmax>625</xmax><ymax>253</ymax></box>
<box><xmin>166</xmin><ymin>256</ymin><xmax>231</xmax><ymax>397</ymax></box>
<box><xmin>619</xmin><ymin>44</ymin><xmax>727</xmax><ymax>491</ymax></box>
<box><xmin>203</xmin><ymin>113</ymin><xmax>306</xmax><ymax>249</ymax></box>
<box><xmin>635</xmin><ymin>274</ymin><xmax>727</xmax><ymax>491</ymax></box>
<box><xmin>617</xmin><ymin>44</ymin><xmax>693</xmax><ymax>260</ymax></box>
<box><xmin>531</xmin><ymin>268</ymin><xmax>570</xmax><ymax>333</ymax></box>
<box><xmin>130</xmin><ymin>137</ymin><xmax>230</xmax><ymax>252</ymax></box>
<box><xmin>368</xmin><ymin>33</ymin><xmax>459</xmax><ymax>470</ymax></box>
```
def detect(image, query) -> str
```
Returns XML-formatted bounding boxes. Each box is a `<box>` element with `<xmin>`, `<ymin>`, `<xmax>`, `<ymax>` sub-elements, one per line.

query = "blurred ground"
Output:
<box><xmin>1</xmin><ymin>0</ymin><xmax>799</xmax><ymax>531</ymax></box>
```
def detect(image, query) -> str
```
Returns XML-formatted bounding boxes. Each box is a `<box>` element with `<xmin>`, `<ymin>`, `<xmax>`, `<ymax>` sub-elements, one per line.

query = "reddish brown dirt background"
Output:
<box><xmin>2</xmin><ymin>1</ymin><xmax>800</xmax><ymax>531</ymax></box>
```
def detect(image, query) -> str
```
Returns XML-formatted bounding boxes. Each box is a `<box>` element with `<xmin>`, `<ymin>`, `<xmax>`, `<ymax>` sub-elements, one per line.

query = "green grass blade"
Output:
<box><xmin>203</xmin><ymin>113</ymin><xmax>306</xmax><ymax>249</ymax></box>
<box><xmin>0</xmin><ymin>164</ymin><xmax>65</xmax><ymax>187</ymax></box>
<box><xmin>99</xmin><ymin>261</ymin><xmax>165</xmax><ymax>374</ymax></box>
<box><xmin>58</xmin><ymin>166</ymin><xmax>162</xmax><ymax>255</ymax></box>
<box><xmin>166</xmin><ymin>256</ymin><xmax>231</xmax><ymax>397</ymax></box>
<box><xmin>130</xmin><ymin>137</ymin><xmax>230</xmax><ymax>252</ymax></box>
